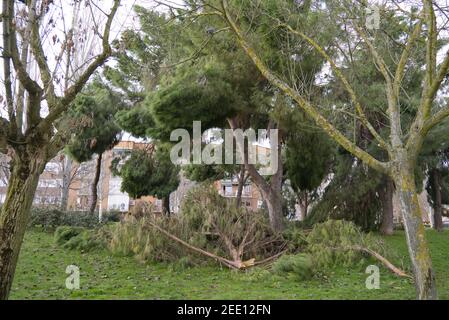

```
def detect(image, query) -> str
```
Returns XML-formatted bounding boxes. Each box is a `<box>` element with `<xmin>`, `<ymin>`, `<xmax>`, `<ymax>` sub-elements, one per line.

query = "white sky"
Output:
<box><xmin>1</xmin><ymin>0</ymin><xmax>449</xmax><ymax>131</ymax></box>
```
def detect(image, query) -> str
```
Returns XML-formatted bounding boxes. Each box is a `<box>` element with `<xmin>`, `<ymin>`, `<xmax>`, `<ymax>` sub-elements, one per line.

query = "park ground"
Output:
<box><xmin>10</xmin><ymin>228</ymin><xmax>449</xmax><ymax>300</ymax></box>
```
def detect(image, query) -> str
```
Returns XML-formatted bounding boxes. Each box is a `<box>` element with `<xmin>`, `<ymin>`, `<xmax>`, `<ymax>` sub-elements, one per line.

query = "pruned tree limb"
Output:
<box><xmin>351</xmin><ymin>245</ymin><xmax>413</xmax><ymax>279</ymax></box>
<box><xmin>146</xmin><ymin>220</ymin><xmax>242</xmax><ymax>269</ymax></box>
<box><xmin>147</xmin><ymin>219</ymin><xmax>284</xmax><ymax>270</ymax></box>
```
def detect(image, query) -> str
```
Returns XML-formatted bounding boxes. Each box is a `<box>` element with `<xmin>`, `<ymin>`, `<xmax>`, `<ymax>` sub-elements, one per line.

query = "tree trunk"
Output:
<box><xmin>0</xmin><ymin>154</ymin><xmax>46</xmax><ymax>300</ymax></box>
<box><xmin>298</xmin><ymin>191</ymin><xmax>309</xmax><ymax>220</ymax></box>
<box><xmin>236</xmin><ymin>165</ymin><xmax>245</xmax><ymax>208</ymax></box>
<box><xmin>89</xmin><ymin>153</ymin><xmax>102</xmax><ymax>214</ymax></box>
<box><xmin>162</xmin><ymin>196</ymin><xmax>170</xmax><ymax>215</ymax></box>
<box><xmin>395</xmin><ymin>165</ymin><xmax>437</xmax><ymax>300</ymax></box>
<box><xmin>60</xmin><ymin>156</ymin><xmax>72</xmax><ymax>211</ymax></box>
<box><xmin>259</xmin><ymin>187</ymin><xmax>283</xmax><ymax>232</ymax></box>
<box><xmin>380</xmin><ymin>176</ymin><xmax>395</xmax><ymax>236</ymax></box>
<box><xmin>254</xmin><ymin>141</ymin><xmax>284</xmax><ymax>232</ymax></box>
<box><xmin>227</xmin><ymin>117</ymin><xmax>284</xmax><ymax>232</ymax></box>
<box><xmin>431</xmin><ymin>169</ymin><xmax>444</xmax><ymax>232</ymax></box>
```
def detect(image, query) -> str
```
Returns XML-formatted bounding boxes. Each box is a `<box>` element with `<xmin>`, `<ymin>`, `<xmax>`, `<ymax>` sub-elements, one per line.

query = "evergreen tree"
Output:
<box><xmin>64</xmin><ymin>82</ymin><xmax>124</xmax><ymax>213</ymax></box>
<box><xmin>307</xmin><ymin>6</ymin><xmax>429</xmax><ymax>234</ymax></box>
<box><xmin>281</xmin><ymin>109</ymin><xmax>335</xmax><ymax>218</ymax></box>
<box><xmin>215</xmin><ymin>0</ymin><xmax>449</xmax><ymax>297</ymax></box>
<box><xmin>106</xmin><ymin>1</ymin><xmax>329</xmax><ymax>231</ymax></box>
<box><xmin>112</xmin><ymin>146</ymin><xmax>180</xmax><ymax>214</ymax></box>
<box><xmin>421</xmin><ymin>118</ymin><xmax>449</xmax><ymax>231</ymax></box>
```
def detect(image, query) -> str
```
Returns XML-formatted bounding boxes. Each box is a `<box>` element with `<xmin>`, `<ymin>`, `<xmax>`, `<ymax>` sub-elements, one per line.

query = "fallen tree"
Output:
<box><xmin>146</xmin><ymin>220</ymin><xmax>287</xmax><ymax>270</ymax></box>
<box><xmin>109</xmin><ymin>184</ymin><xmax>286</xmax><ymax>268</ymax></box>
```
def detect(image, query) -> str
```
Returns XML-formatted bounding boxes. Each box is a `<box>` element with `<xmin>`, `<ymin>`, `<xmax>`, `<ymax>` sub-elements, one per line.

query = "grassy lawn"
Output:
<box><xmin>10</xmin><ymin>228</ymin><xmax>449</xmax><ymax>300</ymax></box>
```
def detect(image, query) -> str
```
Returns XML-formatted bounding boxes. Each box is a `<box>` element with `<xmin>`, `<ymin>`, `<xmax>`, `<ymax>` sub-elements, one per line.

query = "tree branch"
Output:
<box><xmin>420</xmin><ymin>0</ymin><xmax>437</xmax><ymax>120</ymax></box>
<box><xmin>227</xmin><ymin>117</ymin><xmax>272</xmax><ymax>193</ymax></box>
<box><xmin>352</xmin><ymin>245</ymin><xmax>412</xmax><ymax>279</ymax></box>
<box><xmin>28</xmin><ymin>0</ymin><xmax>57</xmax><ymax>107</ymax></box>
<box><xmin>0</xmin><ymin>117</ymin><xmax>10</xmax><ymax>152</ymax></box>
<box><xmin>407</xmin><ymin>2</ymin><xmax>449</xmax><ymax>154</ymax></box>
<box><xmin>394</xmin><ymin>20</ymin><xmax>422</xmax><ymax>100</ymax></box>
<box><xmin>2</xmin><ymin>0</ymin><xmax>15</xmax><ymax>125</ymax></box>
<box><xmin>3</xmin><ymin>0</ymin><xmax>42</xmax><ymax>95</ymax></box>
<box><xmin>221</xmin><ymin>0</ymin><xmax>388</xmax><ymax>174</ymax></box>
<box><xmin>352</xmin><ymin>18</ymin><xmax>402</xmax><ymax>149</ymax></box>
<box><xmin>38</xmin><ymin>0</ymin><xmax>121</xmax><ymax>131</ymax></box>
<box><xmin>279</xmin><ymin>22</ymin><xmax>391</xmax><ymax>154</ymax></box>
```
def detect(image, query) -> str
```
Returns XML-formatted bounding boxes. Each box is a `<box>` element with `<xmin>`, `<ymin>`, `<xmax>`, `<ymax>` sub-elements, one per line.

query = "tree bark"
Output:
<box><xmin>431</xmin><ymin>169</ymin><xmax>444</xmax><ymax>232</ymax></box>
<box><xmin>260</xmin><ymin>188</ymin><xmax>283</xmax><ymax>232</ymax></box>
<box><xmin>298</xmin><ymin>191</ymin><xmax>309</xmax><ymax>220</ymax></box>
<box><xmin>395</xmin><ymin>164</ymin><xmax>437</xmax><ymax>300</ymax></box>
<box><xmin>89</xmin><ymin>153</ymin><xmax>102</xmax><ymax>214</ymax></box>
<box><xmin>60</xmin><ymin>156</ymin><xmax>72</xmax><ymax>211</ymax></box>
<box><xmin>380</xmin><ymin>176</ymin><xmax>395</xmax><ymax>236</ymax></box>
<box><xmin>0</xmin><ymin>153</ymin><xmax>46</xmax><ymax>300</ymax></box>
<box><xmin>227</xmin><ymin>117</ymin><xmax>284</xmax><ymax>232</ymax></box>
<box><xmin>236</xmin><ymin>165</ymin><xmax>245</xmax><ymax>208</ymax></box>
<box><xmin>162</xmin><ymin>196</ymin><xmax>170</xmax><ymax>215</ymax></box>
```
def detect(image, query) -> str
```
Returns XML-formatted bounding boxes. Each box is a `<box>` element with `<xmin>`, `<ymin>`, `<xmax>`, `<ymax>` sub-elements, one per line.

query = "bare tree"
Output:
<box><xmin>0</xmin><ymin>0</ymin><xmax>120</xmax><ymax>299</ymax></box>
<box><xmin>0</xmin><ymin>154</ymin><xmax>9</xmax><ymax>188</ymax></box>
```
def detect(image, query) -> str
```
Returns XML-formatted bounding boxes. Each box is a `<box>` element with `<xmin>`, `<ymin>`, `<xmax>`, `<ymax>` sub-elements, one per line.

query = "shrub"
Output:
<box><xmin>54</xmin><ymin>226</ymin><xmax>85</xmax><ymax>246</ymax></box>
<box><xmin>54</xmin><ymin>226</ymin><xmax>108</xmax><ymax>252</ymax></box>
<box><xmin>305</xmin><ymin>219</ymin><xmax>387</xmax><ymax>270</ymax></box>
<box><xmin>29</xmin><ymin>207</ymin><xmax>64</xmax><ymax>229</ymax></box>
<box><xmin>270</xmin><ymin>220</ymin><xmax>393</xmax><ymax>281</ymax></box>
<box><xmin>29</xmin><ymin>207</ymin><xmax>122</xmax><ymax>229</ymax></box>
<box><xmin>282</xmin><ymin>227</ymin><xmax>308</xmax><ymax>252</ymax></box>
<box><xmin>271</xmin><ymin>253</ymin><xmax>315</xmax><ymax>280</ymax></box>
<box><xmin>62</xmin><ymin>231</ymin><xmax>104</xmax><ymax>251</ymax></box>
<box><xmin>108</xmin><ymin>215</ymin><xmax>196</xmax><ymax>264</ymax></box>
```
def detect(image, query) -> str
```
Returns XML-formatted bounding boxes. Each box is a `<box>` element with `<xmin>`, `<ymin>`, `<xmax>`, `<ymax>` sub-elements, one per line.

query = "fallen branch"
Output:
<box><xmin>253</xmin><ymin>248</ymin><xmax>288</xmax><ymax>267</ymax></box>
<box><xmin>351</xmin><ymin>246</ymin><xmax>412</xmax><ymax>279</ymax></box>
<box><xmin>146</xmin><ymin>220</ymin><xmax>284</xmax><ymax>270</ymax></box>
<box><xmin>146</xmin><ymin>221</ymin><xmax>240</xmax><ymax>269</ymax></box>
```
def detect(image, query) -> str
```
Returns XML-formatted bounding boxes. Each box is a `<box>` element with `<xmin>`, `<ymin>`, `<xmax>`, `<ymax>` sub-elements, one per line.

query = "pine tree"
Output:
<box><xmin>64</xmin><ymin>82</ymin><xmax>124</xmax><ymax>213</ymax></box>
<box><xmin>111</xmin><ymin>146</ymin><xmax>179</xmax><ymax>214</ymax></box>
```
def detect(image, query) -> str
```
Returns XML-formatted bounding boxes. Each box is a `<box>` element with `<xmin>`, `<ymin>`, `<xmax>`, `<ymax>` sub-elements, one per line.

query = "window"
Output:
<box><xmin>38</xmin><ymin>179</ymin><xmax>61</xmax><ymax>188</ymax></box>
<box><xmin>109</xmin><ymin>178</ymin><xmax>123</xmax><ymax>194</ymax></box>
<box><xmin>225</xmin><ymin>186</ymin><xmax>233</xmax><ymax>196</ymax></box>
<box><xmin>45</xmin><ymin>162</ymin><xmax>60</xmax><ymax>174</ymax></box>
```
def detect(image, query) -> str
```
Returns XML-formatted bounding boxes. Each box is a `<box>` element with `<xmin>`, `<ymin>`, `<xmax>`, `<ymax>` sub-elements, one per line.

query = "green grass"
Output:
<box><xmin>10</xmin><ymin>228</ymin><xmax>449</xmax><ymax>300</ymax></box>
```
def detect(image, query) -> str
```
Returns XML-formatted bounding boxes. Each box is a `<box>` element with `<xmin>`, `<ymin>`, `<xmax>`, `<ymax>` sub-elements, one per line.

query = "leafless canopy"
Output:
<box><xmin>0</xmin><ymin>0</ymin><xmax>120</xmax><ymax>158</ymax></box>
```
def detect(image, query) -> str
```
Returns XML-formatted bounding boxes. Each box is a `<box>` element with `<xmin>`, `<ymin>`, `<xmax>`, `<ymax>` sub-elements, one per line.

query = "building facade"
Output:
<box><xmin>0</xmin><ymin>141</ymin><xmax>162</xmax><ymax>213</ymax></box>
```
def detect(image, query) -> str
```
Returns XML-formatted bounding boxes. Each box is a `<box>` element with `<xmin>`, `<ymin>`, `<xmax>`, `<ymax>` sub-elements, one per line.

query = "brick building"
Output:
<box><xmin>0</xmin><ymin>141</ymin><xmax>162</xmax><ymax>213</ymax></box>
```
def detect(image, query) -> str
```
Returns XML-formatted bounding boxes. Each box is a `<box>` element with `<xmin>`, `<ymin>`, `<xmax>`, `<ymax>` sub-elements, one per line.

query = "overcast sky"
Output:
<box><xmin>1</xmin><ymin>0</ymin><xmax>449</xmax><ymax>123</ymax></box>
